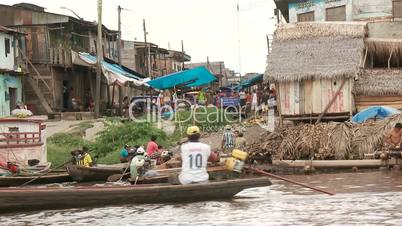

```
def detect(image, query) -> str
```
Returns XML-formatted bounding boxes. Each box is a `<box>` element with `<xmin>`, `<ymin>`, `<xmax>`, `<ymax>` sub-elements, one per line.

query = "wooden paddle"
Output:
<box><xmin>249</xmin><ymin>167</ymin><xmax>335</xmax><ymax>196</ymax></box>
<box><xmin>118</xmin><ymin>160</ymin><xmax>131</xmax><ymax>182</ymax></box>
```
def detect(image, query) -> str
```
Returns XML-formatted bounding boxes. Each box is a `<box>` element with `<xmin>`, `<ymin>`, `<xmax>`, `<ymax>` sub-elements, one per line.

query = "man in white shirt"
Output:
<box><xmin>177</xmin><ymin>126</ymin><xmax>218</xmax><ymax>185</ymax></box>
<box><xmin>251</xmin><ymin>90</ymin><xmax>258</xmax><ymax>114</ymax></box>
<box><xmin>239</xmin><ymin>89</ymin><xmax>246</xmax><ymax>107</ymax></box>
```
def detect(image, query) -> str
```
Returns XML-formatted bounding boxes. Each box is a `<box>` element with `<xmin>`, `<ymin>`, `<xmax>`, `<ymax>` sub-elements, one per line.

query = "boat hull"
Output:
<box><xmin>67</xmin><ymin>165</ymin><xmax>124</xmax><ymax>182</ymax></box>
<box><xmin>0</xmin><ymin>173</ymin><xmax>72</xmax><ymax>187</ymax></box>
<box><xmin>0</xmin><ymin>177</ymin><xmax>271</xmax><ymax>212</ymax></box>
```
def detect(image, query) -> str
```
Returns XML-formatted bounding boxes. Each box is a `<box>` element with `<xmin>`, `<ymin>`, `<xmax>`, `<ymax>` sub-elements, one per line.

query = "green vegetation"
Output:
<box><xmin>92</xmin><ymin>122</ymin><xmax>172</xmax><ymax>158</ymax></box>
<box><xmin>47</xmin><ymin>120</ymin><xmax>181</xmax><ymax>166</ymax></box>
<box><xmin>47</xmin><ymin>133</ymin><xmax>91</xmax><ymax>167</ymax></box>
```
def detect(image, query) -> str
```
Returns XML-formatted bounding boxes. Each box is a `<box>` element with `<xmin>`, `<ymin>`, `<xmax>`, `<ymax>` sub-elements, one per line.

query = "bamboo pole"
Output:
<box><xmin>388</xmin><ymin>48</ymin><xmax>394</xmax><ymax>69</ymax></box>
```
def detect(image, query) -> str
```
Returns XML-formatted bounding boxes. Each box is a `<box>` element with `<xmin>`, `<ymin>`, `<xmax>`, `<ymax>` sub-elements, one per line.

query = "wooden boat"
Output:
<box><xmin>0</xmin><ymin>172</ymin><xmax>72</xmax><ymax>187</ymax></box>
<box><xmin>69</xmin><ymin>163</ymin><xmax>229</xmax><ymax>183</ymax></box>
<box><xmin>0</xmin><ymin>177</ymin><xmax>271</xmax><ymax>212</ymax></box>
<box><xmin>67</xmin><ymin>165</ymin><xmax>125</xmax><ymax>182</ymax></box>
<box><xmin>131</xmin><ymin>166</ymin><xmax>238</xmax><ymax>184</ymax></box>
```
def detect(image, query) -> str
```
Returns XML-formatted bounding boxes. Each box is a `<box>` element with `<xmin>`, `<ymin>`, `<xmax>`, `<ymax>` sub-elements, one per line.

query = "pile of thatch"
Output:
<box><xmin>246</xmin><ymin>114</ymin><xmax>402</xmax><ymax>162</ymax></box>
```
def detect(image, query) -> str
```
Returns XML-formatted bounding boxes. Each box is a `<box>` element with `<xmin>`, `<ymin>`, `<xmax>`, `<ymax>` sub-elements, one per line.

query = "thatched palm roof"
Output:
<box><xmin>265</xmin><ymin>22</ymin><xmax>367</xmax><ymax>82</ymax></box>
<box><xmin>366</xmin><ymin>38</ymin><xmax>402</xmax><ymax>59</ymax></box>
<box><xmin>354</xmin><ymin>69</ymin><xmax>402</xmax><ymax>96</ymax></box>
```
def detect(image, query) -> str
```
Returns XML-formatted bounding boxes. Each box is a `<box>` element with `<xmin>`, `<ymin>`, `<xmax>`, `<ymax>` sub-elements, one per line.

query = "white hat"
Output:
<box><xmin>136</xmin><ymin>146</ymin><xmax>145</xmax><ymax>155</ymax></box>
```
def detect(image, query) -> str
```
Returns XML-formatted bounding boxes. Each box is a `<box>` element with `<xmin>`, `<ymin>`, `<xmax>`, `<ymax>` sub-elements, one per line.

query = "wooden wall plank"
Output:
<box><xmin>330</xmin><ymin>79</ymin><xmax>339</xmax><ymax>113</ymax></box>
<box><xmin>289</xmin><ymin>82</ymin><xmax>295</xmax><ymax>115</ymax></box>
<box><xmin>299</xmin><ymin>81</ymin><xmax>305</xmax><ymax>115</ymax></box>
<box><xmin>320</xmin><ymin>79</ymin><xmax>330</xmax><ymax>113</ymax></box>
<box><xmin>304</xmin><ymin>80</ymin><xmax>313</xmax><ymax>114</ymax></box>
<box><xmin>279</xmin><ymin>83</ymin><xmax>288</xmax><ymax>115</ymax></box>
<box><xmin>341</xmin><ymin>78</ymin><xmax>350</xmax><ymax>113</ymax></box>
<box><xmin>294</xmin><ymin>81</ymin><xmax>300</xmax><ymax>115</ymax></box>
<box><xmin>312</xmin><ymin>80</ymin><xmax>322</xmax><ymax>113</ymax></box>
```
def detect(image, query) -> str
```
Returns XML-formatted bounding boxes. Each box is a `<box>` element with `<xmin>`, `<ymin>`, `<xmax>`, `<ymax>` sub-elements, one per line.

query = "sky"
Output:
<box><xmin>1</xmin><ymin>0</ymin><xmax>277</xmax><ymax>75</ymax></box>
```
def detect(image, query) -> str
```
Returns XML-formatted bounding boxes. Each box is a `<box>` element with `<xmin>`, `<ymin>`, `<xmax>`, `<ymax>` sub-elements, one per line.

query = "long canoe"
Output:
<box><xmin>131</xmin><ymin>166</ymin><xmax>238</xmax><ymax>184</ymax></box>
<box><xmin>66</xmin><ymin>165</ymin><xmax>124</xmax><ymax>182</ymax></box>
<box><xmin>0</xmin><ymin>173</ymin><xmax>72</xmax><ymax>187</ymax></box>
<box><xmin>0</xmin><ymin>177</ymin><xmax>272</xmax><ymax>213</ymax></box>
<box><xmin>69</xmin><ymin>164</ymin><xmax>228</xmax><ymax>183</ymax></box>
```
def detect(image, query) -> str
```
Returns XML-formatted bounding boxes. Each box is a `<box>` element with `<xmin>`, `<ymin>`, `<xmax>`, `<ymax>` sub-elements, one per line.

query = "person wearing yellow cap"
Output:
<box><xmin>174</xmin><ymin>126</ymin><xmax>219</xmax><ymax>185</ymax></box>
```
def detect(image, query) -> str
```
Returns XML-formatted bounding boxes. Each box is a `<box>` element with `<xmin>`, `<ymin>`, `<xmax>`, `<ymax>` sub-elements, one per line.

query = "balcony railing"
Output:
<box><xmin>49</xmin><ymin>48</ymin><xmax>72</xmax><ymax>67</ymax></box>
<box><xmin>0</xmin><ymin>132</ymin><xmax>43</xmax><ymax>148</ymax></box>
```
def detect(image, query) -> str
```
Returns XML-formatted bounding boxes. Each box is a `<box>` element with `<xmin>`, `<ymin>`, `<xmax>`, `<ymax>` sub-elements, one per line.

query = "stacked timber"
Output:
<box><xmin>246</xmin><ymin>114</ymin><xmax>402</xmax><ymax>162</ymax></box>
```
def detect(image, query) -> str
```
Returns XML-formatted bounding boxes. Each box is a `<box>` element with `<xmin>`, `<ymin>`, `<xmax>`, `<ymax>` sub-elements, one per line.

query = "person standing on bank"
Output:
<box><xmin>176</xmin><ymin>126</ymin><xmax>219</xmax><ymax>185</ymax></box>
<box><xmin>251</xmin><ymin>90</ymin><xmax>259</xmax><ymax>115</ymax></box>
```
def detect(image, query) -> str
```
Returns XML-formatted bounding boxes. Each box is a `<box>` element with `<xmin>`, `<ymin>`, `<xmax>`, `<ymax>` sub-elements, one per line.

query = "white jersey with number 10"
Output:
<box><xmin>179</xmin><ymin>142</ymin><xmax>211</xmax><ymax>185</ymax></box>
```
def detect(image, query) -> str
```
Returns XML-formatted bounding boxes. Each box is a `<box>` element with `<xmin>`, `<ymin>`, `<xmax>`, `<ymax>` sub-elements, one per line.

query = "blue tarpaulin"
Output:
<box><xmin>77</xmin><ymin>52</ymin><xmax>148</xmax><ymax>86</ymax></box>
<box><xmin>147</xmin><ymin>67</ymin><xmax>216</xmax><ymax>90</ymax></box>
<box><xmin>233</xmin><ymin>74</ymin><xmax>263</xmax><ymax>91</ymax></box>
<box><xmin>352</xmin><ymin>106</ymin><xmax>400</xmax><ymax>123</ymax></box>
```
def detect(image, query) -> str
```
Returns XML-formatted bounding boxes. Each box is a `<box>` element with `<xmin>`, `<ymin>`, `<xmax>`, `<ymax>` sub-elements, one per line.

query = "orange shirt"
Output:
<box><xmin>246</xmin><ymin>94</ymin><xmax>252</xmax><ymax>103</ymax></box>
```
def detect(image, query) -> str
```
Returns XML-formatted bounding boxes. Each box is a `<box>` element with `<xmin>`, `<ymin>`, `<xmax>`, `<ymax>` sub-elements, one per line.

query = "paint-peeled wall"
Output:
<box><xmin>0</xmin><ymin>74</ymin><xmax>22</xmax><ymax>116</ymax></box>
<box><xmin>352</xmin><ymin>0</ymin><xmax>393</xmax><ymax>20</ymax></box>
<box><xmin>0</xmin><ymin>33</ymin><xmax>15</xmax><ymax>70</ymax></box>
<box><xmin>288</xmin><ymin>0</ymin><xmax>394</xmax><ymax>23</ymax></box>
<box><xmin>289</xmin><ymin>0</ymin><xmax>352</xmax><ymax>22</ymax></box>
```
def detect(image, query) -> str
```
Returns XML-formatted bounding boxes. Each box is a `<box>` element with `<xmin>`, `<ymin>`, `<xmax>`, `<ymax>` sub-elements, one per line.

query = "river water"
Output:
<box><xmin>2</xmin><ymin>171</ymin><xmax>402</xmax><ymax>226</ymax></box>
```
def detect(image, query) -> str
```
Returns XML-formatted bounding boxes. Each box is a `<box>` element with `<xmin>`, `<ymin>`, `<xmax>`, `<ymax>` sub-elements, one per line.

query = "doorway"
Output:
<box><xmin>63</xmin><ymin>80</ymin><xmax>70</xmax><ymax>110</ymax></box>
<box><xmin>9</xmin><ymin>88</ymin><xmax>17</xmax><ymax>111</ymax></box>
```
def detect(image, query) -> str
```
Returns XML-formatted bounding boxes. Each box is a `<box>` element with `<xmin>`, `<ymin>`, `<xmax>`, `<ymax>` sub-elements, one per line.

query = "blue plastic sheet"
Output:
<box><xmin>352</xmin><ymin>106</ymin><xmax>400</xmax><ymax>123</ymax></box>
<box><xmin>233</xmin><ymin>74</ymin><xmax>263</xmax><ymax>91</ymax></box>
<box><xmin>147</xmin><ymin>67</ymin><xmax>216</xmax><ymax>90</ymax></box>
<box><xmin>79</xmin><ymin>53</ymin><xmax>142</xmax><ymax>80</ymax></box>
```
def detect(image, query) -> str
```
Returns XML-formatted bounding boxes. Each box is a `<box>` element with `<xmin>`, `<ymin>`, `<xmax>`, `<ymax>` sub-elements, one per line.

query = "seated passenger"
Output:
<box><xmin>119</xmin><ymin>144</ymin><xmax>130</xmax><ymax>163</ymax></box>
<box><xmin>174</xmin><ymin>126</ymin><xmax>219</xmax><ymax>185</ymax></box>
<box><xmin>77</xmin><ymin>147</ymin><xmax>93</xmax><ymax>167</ymax></box>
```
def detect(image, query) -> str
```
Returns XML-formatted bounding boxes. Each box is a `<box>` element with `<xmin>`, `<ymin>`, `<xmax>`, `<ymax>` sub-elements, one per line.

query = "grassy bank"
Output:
<box><xmin>47</xmin><ymin>120</ymin><xmax>181</xmax><ymax>166</ymax></box>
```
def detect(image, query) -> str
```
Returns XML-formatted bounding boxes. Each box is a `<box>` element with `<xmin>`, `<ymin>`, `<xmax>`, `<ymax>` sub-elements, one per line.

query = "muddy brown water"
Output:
<box><xmin>1</xmin><ymin>171</ymin><xmax>402</xmax><ymax>225</ymax></box>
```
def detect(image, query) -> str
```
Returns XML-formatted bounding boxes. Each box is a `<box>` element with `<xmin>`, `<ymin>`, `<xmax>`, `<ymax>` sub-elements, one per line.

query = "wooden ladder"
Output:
<box><xmin>19</xmin><ymin>48</ymin><xmax>53</xmax><ymax>114</ymax></box>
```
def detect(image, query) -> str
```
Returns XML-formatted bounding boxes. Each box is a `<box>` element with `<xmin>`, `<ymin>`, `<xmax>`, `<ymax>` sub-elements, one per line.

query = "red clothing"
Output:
<box><xmin>146</xmin><ymin>140</ymin><xmax>159</xmax><ymax>156</ymax></box>
<box><xmin>246</xmin><ymin>94</ymin><xmax>252</xmax><ymax>103</ymax></box>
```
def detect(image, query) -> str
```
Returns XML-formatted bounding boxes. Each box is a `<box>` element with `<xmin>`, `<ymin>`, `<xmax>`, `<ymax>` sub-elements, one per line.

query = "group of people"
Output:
<box><xmin>116</xmin><ymin>127</ymin><xmax>219</xmax><ymax>185</ymax></box>
<box><xmin>119</xmin><ymin>135</ymin><xmax>170</xmax><ymax>166</ymax></box>
<box><xmin>239</xmin><ymin>87</ymin><xmax>276</xmax><ymax>115</ymax></box>
<box><xmin>221</xmin><ymin>125</ymin><xmax>247</xmax><ymax>152</ymax></box>
<box><xmin>63</xmin><ymin>87</ymin><xmax>95</xmax><ymax>112</ymax></box>
<box><xmin>66</xmin><ymin>123</ymin><xmax>229</xmax><ymax>186</ymax></box>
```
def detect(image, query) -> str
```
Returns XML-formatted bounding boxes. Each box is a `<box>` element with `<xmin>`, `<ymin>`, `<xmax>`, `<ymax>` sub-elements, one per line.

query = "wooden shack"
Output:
<box><xmin>265</xmin><ymin>22</ymin><xmax>367</xmax><ymax>121</ymax></box>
